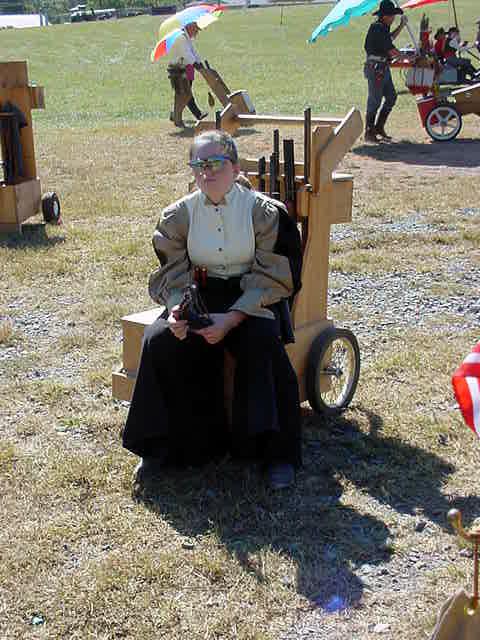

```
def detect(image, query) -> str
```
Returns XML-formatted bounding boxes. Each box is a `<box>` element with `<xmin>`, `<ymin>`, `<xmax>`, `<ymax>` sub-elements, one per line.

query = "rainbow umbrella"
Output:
<box><xmin>151</xmin><ymin>4</ymin><xmax>225</xmax><ymax>62</ymax></box>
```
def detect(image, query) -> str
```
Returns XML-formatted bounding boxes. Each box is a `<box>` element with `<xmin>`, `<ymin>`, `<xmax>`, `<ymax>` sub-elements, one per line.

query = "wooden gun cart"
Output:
<box><xmin>113</xmin><ymin>108</ymin><xmax>363</xmax><ymax>415</ymax></box>
<box><xmin>0</xmin><ymin>61</ymin><xmax>60</xmax><ymax>233</ymax></box>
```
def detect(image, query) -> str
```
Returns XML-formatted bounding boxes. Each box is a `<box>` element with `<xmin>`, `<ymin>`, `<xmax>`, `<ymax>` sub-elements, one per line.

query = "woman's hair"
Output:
<box><xmin>190</xmin><ymin>130</ymin><xmax>239</xmax><ymax>164</ymax></box>
<box><xmin>434</xmin><ymin>27</ymin><xmax>445</xmax><ymax>39</ymax></box>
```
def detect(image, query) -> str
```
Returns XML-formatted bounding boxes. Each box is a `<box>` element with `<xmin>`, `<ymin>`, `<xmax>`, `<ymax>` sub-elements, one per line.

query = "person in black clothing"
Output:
<box><xmin>364</xmin><ymin>0</ymin><xmax>407</xmax><ymax>142</ymax></box>
<box><xmin>122</xmin><ymin>130</ymin><xmax>302</xmax><ymax>491</ymax></box>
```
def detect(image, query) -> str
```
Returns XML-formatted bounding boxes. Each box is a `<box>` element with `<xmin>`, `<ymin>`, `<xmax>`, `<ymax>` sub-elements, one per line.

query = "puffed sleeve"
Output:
<box><xmin>148</xmin><ymin>199</ymin><xmax>191</xmax><ymax>311</ymax></box>
<box><xmin>231</xmin><ymin>195</ymin><xmax>294</xmax><ymax>319</ymax></box>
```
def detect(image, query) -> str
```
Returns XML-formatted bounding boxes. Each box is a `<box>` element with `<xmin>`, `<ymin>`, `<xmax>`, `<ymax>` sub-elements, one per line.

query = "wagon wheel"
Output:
<box><xmin>41</xmin><ymin>192</ymin><xmax>61</xmax><ymax>224</ymax></box>
<box><xmin>425</xmin><ymin>104</ymin><xmax>462</xmax><ymax>142</ymax></box>
<box><xmin>306</xmin><ymin>327</ymin><xmax>360</xmax><ymax>416</ymax></box>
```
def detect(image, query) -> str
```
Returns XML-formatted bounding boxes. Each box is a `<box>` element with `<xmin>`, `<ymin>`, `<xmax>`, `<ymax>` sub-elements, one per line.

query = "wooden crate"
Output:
<box><xmin>452</xmin><ymin>82</ymin><xmax>480</xmax><ymax>116</ymax></box>
<box><xmin>0</xmin><ymin>178</ymin><xmax>41</xmax><ymax>233</ymax></box>
<box><xmin>112</xmin><ymin>308</ymin><xmax>332</xmax><ymax>404</ymax></box>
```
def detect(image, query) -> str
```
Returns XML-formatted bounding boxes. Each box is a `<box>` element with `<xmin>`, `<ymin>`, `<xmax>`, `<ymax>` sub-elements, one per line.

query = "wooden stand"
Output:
<box><xmin>194</xmin><ymin>62</ymin><xmax>255</xmax><ymax>133</ymax></box>
<box><xmin>112</xmin><ymin>108</ymin><xmax>363</xmax><ymax>403</ymax></box>
<box><xmin>451</xmin><ymin>82</ymin><xmax>480</xmax><ymax>116</ymax></box>
<box><xmin>0</xmin><ymin>61</ymin><xmax>45</xmax><ymax>234</ymax></box>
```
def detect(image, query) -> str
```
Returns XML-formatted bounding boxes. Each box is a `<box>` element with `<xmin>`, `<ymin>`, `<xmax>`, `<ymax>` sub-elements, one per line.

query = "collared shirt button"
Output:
<box><xmin>218</xmin><ymin>248</ymin><xmax>223</xmax><ymax>252</ymax></box>
<box><xmin>217</xmin><ymin>227</ymin><xmax>222</xmax><ymax>232</ymax></box>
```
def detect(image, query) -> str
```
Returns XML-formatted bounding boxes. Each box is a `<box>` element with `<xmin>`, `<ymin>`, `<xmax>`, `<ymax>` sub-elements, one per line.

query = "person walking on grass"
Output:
<box><xmin>167</xmin><ymin>22</ymin><xmax>208</xmax><ymax>127</ymax></box>
<box><xmin>364</xmin><ymin>0</ymin><xmax>408</xmax><ymax>143</ymax></box>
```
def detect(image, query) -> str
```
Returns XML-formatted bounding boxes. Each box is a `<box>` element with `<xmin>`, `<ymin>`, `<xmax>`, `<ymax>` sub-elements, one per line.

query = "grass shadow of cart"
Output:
<box><xmin>353</xmin><ymin>138</ymin><xmax>480</xmax><ymax>169</ymax></box>
<box><xmin>131</xmin><ymin>405</ymin><xmax>468</xmax><ymax>610</ymax></box>
<box><xmin>0</xmin><ymin>222</ymin><xmax>65</xmax><ymax>249</ymax></box>
<box><xmin>303</xmin><ymin>404</ymin><xmax>480</xmax><ymax>532</ymax></box>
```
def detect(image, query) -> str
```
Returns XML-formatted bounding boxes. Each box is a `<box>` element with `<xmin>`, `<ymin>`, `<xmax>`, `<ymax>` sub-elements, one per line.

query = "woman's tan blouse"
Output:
<box><xmin>148</xmin><ymin>183</ymin><xmax>294</xmax><ymax>319</ymax></box>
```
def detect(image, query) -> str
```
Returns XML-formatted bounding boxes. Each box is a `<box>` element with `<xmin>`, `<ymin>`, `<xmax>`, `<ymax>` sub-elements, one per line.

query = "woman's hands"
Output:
<box><xmin>168</xmin><ymin>306</ymin><xmax>188</xmax><ymax>340</ymax></box>
<box><xmin>169</xmin><ymin>309</ymin><xmax>246</xmax><ymax>344</ymax></box>
<box><xmin>196</xmin><ymin>311</ymin><xmax>245</xmax><ymax>344</ymax></box>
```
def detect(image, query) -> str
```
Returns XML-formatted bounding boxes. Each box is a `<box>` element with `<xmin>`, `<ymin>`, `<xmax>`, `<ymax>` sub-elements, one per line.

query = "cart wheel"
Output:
<box><xmin>425</xmin><ymin>104</ymin><xmax>462</xmax><ymax>142</ymax></box>
<box><xmin>306</xmin><ymin>327</ymin><xmax>360</xmax><ymax>416</ymax></box>
<box><xmin>42</xmin><ymin>192</ymin><xmax>61</xmax><ymax>224</ymax></box>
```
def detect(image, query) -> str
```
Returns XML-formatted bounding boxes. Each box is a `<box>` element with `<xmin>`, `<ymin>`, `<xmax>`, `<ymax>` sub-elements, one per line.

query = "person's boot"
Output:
<box><xmin>133</xmin><ymin>454</ymin><xmax>167</xmax><ymax>482</ymax></box>
<box><xmin>365</xmin><ymin>112</ymin><xmax>379</xmax><ymax>143</ymax></box>
<box><xmin>374</xmin><ymin>110</ymin><xmax>392</xmax><ymax>140</ymax></box>
<box><xmin>187</xmin><ymin>97</ymin><xmax>207</xmax><ymax>121</ymax></box>
<box><xmin>173</xmin><ymin>92</ymin><xmax>187</xmax><ymax>127</ymax></box>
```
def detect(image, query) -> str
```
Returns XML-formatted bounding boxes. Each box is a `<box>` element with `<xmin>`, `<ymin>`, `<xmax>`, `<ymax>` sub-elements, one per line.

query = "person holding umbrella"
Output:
<box><xmin>364</xmin><ymin>0</ymin><xmax>408</xmax><ymax>142</ymax></box>
<box><xmin>167</xmin><ymin>22</ymin><xmax>208</xmax><ymax>127</ymax></box>
<box><xmin>151</xmin><ymin>5</ymin><xmax>225</xmax><ymax>127</ymax></box>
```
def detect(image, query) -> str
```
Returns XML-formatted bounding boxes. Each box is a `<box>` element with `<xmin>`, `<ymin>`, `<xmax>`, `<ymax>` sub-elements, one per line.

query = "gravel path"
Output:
<box><xmin>328</xmin><ymin>209</ymin><xmax>480</xmax><ymax>359</ymax></box>
<box><xmin>279</xmin><ymin>209</ymin><xmax>479</xmax><ymax>640</ymax></box>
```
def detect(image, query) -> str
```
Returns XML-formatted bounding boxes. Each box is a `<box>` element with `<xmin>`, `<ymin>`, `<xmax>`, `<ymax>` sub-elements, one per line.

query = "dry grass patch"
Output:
<box><xmin>1</xmin><ymin>30</ymin><xmax>480</xmax><ymax>636</ymax></box>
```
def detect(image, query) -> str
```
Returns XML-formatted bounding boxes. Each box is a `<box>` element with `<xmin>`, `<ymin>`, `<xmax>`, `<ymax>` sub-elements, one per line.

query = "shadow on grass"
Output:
<box><xmin>133</xmin><ymin>412</ymin><xmax>397</xmax><ymax>610</ymax></box>
<box><xmin>303</xmin><ymin>405</ymin><xmax>480</xmax><ymax>531</ymax></box>
<box><xmin>131</xmin><ymin>403</ymin><xmax>480</xmax><ymax>607</ymax></box>
<box><xmin>0</xmin><ymin>223</ymin><xmax>66</xmax><ymax>250</ymax></box>
<box><xmin>353</xmin><ymin>138</ymin><xmax>480</xmax><ymax>169</ymax></box>
<box><xmin>131</xmin><ymin>399</ymin><xmax>480</xmax><ymax>608</ymax></box>
<box><xmin>168</xmin><ymin>126</ymin><xmax>196</xmax><ymax>138</ymax></box>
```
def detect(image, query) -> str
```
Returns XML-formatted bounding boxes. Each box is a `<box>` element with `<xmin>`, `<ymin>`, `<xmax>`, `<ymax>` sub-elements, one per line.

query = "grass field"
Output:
<box><xmin>1</xmin><ymin>3</ymin><xmax>480</xmax><ymax>639</ymax></box>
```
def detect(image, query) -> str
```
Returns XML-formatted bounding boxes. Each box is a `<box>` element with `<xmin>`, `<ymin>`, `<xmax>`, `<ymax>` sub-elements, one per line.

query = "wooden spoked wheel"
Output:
<box><xmin>306</xmin><ymin>328</ymin><xmax>360</xmax><ymax>416</ymax></box>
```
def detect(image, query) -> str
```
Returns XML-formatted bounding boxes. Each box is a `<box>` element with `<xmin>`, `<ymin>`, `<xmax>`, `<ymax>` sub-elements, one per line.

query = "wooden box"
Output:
<box><xmin>0</xmin><ymin>178</ymin><xmax>41</xmax><ymax>233</ymax></box>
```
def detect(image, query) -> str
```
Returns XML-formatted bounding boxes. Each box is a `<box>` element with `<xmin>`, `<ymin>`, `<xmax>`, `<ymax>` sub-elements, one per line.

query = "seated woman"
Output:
<box><xmin>443</xmin><ymin>26</ymin><xmax>478</xmax><ymax>81</ymax></box>
<box><xmin>122</xmin><ymin>130</ymin><xmax>302</xmax><ymax>490</ymax></box>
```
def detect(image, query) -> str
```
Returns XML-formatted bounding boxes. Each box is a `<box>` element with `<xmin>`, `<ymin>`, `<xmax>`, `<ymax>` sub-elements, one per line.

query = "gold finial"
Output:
<box><xmin>448</xmin><ymin>509</ymin><xmax>480</xmax><ymax>615</ymax></box>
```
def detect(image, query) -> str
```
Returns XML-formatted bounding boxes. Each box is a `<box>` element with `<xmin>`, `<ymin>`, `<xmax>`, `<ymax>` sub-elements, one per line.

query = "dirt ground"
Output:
<box><xmin>346</xmin><ymin>133</ymin><xmax>480</xmax><ymax>177</ymax></box>
<box><xmin>2</xmin><ymin>110</ymin><xmax>479</xmax><ymax>640</ymax></box>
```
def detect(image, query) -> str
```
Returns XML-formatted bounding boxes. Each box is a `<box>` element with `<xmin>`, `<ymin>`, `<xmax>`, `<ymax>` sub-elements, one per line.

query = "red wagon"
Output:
<box><xmin>392</xmin><ymin>52</ymin><xmax>480</xmax><ymax>141</ymax></box>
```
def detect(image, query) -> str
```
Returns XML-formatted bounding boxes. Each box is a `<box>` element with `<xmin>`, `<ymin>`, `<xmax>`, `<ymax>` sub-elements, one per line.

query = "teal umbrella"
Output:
<box><xmin>309</xmin><ymin>0</ymin><xmax>418</xmax><ymax>51</ymax></box>
<box><xmin>309</xmin><ymin>0</ymin><xmax>380</xmax><ymax>42</ymax></box>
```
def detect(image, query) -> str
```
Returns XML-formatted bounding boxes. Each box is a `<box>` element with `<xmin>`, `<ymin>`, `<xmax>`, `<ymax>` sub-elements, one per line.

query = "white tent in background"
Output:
<box><xmin>0</xmin><ymin>14</ymin><xmax>49</xmax><ymax>29</ymax></box>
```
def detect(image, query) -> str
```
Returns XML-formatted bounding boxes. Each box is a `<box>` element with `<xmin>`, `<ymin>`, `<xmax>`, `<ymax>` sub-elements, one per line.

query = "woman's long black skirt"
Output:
<box><xmin>122</xmin><ymin>277</ymin><xmax>301</xmax><ymax>468</ymax></box>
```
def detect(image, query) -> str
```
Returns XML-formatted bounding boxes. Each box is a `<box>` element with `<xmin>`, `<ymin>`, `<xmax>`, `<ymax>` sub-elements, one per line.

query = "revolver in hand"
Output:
<box><xmin>173</xmin><ymin>283</ymin><xmax>213</xmax><ymax>330</ymax></box>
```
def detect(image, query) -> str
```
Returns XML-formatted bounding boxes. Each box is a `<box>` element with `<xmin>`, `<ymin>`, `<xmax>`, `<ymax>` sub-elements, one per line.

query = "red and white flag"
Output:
<box><xmin>452</xmin><ymin>342</ymin><xmax>480</xmax><ymax>437</ymax></box>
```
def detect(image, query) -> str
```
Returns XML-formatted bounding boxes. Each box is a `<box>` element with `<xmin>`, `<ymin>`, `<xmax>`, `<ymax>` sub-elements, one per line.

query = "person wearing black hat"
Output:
<box><xmin>364</xmin><ymin>0</ymin><xmax>407</xmax><ymax>142</ymax></box>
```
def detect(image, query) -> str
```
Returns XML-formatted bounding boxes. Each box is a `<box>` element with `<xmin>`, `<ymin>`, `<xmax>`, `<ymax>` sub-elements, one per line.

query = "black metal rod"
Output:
<box><xmin>283</xmin><ymin>139</ymin><xmax>296</xmax><ymax>219</ymax></box>
<box><xmin>258</xmin><ymin>156</ymin><xmax>266</xmax><ymax>193</ymax></box>
<box><xmin>304</xmin><ymin>107</ymin><xmax>311</xmax><ymax>184</ymax></box>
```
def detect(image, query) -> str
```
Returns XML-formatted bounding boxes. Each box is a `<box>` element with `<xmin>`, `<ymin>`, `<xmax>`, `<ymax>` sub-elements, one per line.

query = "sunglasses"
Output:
<box><xmin>188</xmin><ymin>155</ymin><xmax>232</xmax><ymax>173</ymax></box>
